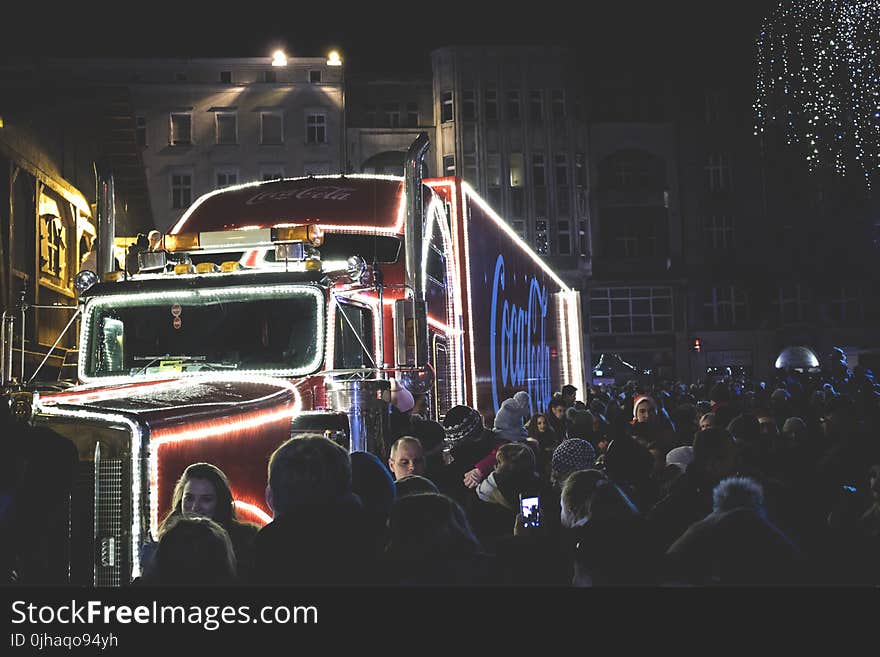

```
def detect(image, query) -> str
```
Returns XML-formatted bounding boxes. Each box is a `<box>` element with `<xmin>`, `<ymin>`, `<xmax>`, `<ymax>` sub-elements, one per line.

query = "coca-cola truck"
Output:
<box><xmin>9</xmin><ymin>134</ymin><xmax>585</xmax><ymax>585</ymax></box>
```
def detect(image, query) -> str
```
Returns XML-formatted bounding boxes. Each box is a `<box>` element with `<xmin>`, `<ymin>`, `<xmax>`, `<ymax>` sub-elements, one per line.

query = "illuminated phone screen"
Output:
<box><xmin>520</xmin><ymin>496</ymin><xmax>540</xmax><ymax>527</ymax></box>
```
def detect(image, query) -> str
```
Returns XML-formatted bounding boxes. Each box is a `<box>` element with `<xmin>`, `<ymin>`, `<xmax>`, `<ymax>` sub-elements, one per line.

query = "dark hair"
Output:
<box><xmin>549</xmin><ymin>396</ymin><xmax>566</xmax><ymax>410</ymax></box>
<box><xmin>727</xmin><ymin>414</ymin><xmax>761</xmax><ymax>443</ymax></box>
<box><xmin>386</xmin><ymin>493</ymin><xmax>482</xmax><ymax>561</ymax></box>
<box><xmin>395</xmin><ymin>474</ymin><xmax>440</xmax><ymax>498</ymax></box>
<box><xmin>267</xmin><ymin>434</ymin><xmax>351</xmax><ymax>514</ymax></box>
<box><xmin>151</xmin><ymin>515</ymin><xmax>236</xmax><ymax>585</ymax></box>
<box><xmin>495</xmin><ymin>442</ymin><xmax>536</xmax><ymax>476</ymax></box>
<box><xmin>165</xmin><ymin>462</ymin><xmax>235</xmax><ymax>527</ymax></box>
<box><xmin>692</xmin><ymin>427</ymin><xmax>736</xmax><ymax>466</ymax></box>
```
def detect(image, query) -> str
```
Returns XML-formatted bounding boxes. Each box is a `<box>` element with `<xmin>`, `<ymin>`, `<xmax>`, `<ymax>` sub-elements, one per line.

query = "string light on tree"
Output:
<box><xmin>754</xmin><ymin>0</ymin><xmax>880</xmax><ymax>190</ymax></box>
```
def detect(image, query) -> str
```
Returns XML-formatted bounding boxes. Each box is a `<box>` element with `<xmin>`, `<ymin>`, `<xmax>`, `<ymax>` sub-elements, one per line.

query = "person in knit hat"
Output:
<box><xmin>439</xmin><ymin>405</ymin><xmax>507</xmax><ymax>504</ymax></box>
<box><xmin>629</xmin><ymin>394</ymin><xmax>675</xmax><ymax>453</ymax></box>
<box><xmin>632</xmin><ymin>395</ymin><xmax>657</xmax><ymax>423</ymax></box>
<box><xmin>388</xmin><ymin>378</ymin><xmax>416</xmax><ymax>443</ymax></box>
<box><xmin>666</xmin><ymin>446</ymin><xmax>695</xmax><ymax>475</ymax></box>
<box><xmin>550</xmin><ymin>439</ymin><xmax>597</xmax><ymax>488</ymax></box>
<box><xmin>389</xmin><ymin>378</ymin><xmax>415</xmax><ymax>413</ymax></box>
<box><xmin>493</xmin><ymin>392</ymin><xmax>531</xmax><ymax>443</ymax></box>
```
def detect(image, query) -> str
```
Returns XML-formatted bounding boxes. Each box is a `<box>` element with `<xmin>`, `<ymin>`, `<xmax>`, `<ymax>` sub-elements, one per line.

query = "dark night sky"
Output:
<box><xmin>2</xmin><ymin>1</ymin><xmax>777</xmax><ymax>77</ymax></box>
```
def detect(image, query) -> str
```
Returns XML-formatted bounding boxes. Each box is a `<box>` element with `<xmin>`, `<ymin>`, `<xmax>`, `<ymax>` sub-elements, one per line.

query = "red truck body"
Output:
<box><xmin>31</xmin><ymin>169</ymin><xmax>584</xmax><ymax>585</ymax></box>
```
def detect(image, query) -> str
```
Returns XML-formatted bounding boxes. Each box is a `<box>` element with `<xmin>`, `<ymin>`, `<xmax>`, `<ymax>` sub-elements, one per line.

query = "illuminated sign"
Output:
<box><xmin>489</xmin><ymin>254</ymin><xmax>550</xmax><ymax>415</ymax></box>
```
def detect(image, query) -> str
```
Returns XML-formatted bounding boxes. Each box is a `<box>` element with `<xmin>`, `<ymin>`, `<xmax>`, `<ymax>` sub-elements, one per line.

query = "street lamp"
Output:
<box><xmin>271</xmin><ymin>50</ymin><xmax>288</xmax><ymax>67</ymax></box>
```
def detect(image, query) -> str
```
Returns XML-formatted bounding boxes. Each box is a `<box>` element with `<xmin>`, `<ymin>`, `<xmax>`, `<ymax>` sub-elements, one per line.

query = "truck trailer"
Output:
<box><xmin>7</xmin><ymin>134</ymin><xmax>585</xmax><ymax>585</ymax></box>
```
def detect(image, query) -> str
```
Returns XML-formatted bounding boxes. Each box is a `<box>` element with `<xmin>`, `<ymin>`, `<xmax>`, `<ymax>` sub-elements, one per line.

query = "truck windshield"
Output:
<box><xmin>82</xmin><ymin>284</ymin><xmax>324</xmax><ymax>379</ymax></box>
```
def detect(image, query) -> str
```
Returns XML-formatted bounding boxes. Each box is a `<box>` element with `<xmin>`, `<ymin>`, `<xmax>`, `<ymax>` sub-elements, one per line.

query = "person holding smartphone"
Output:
<box><xmin>470</xmin><ymin>443</ymin><xmax>541</xmax><ymax>551</ymax></box>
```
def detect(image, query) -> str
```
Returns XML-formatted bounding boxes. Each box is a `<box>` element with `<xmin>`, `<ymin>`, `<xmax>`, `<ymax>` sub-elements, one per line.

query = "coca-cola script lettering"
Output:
<box><xmin>489</xmin><ymin>254</ymin><xmax>551</xmax><ymax>415</ymax></box>
<box><xmin>245</xmin><ymin>186</ymin><xmax>357</xmax><ymax>205</ymax></box>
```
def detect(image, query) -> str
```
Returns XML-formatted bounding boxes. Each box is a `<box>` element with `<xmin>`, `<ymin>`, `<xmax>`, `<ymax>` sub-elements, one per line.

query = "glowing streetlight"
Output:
<box><xmin>327</xmin><ymin>51</ymin><xmax>342</xmax><ymax>66</ymax></box>
<box><xmin>271</xmin><ymin>50</ymin><xmax>288</xmax><ymax>67</ymax></box>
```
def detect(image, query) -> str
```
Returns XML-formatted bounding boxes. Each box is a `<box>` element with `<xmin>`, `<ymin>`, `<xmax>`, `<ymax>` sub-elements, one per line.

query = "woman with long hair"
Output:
<box><xmin>158</xmin><ymin>462</ymin><xmax>258</xmax><ymax>578</ymax></box>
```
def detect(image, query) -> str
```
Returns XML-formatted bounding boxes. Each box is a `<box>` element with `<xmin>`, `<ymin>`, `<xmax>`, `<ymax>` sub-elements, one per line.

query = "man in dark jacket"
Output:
<box><xmin>665</xmin><ymin>475</ymin><xmax>803</xmax><ymax>585</ymax></box>
<box><xmin>249</xmin><ymin>434</ymin><xmax>375</xmax><ymax>586</ymax></box>
<box><xmin>647</xmin><ymin>427</ymin><xmax>739</xmax><ymax>551</ymax></box>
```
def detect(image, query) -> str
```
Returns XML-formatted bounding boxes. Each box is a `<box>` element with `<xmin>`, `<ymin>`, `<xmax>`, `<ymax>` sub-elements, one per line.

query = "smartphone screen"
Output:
<box><xmin>520</xmin><ymin>495</ymin><xmax>540</xmax><ymax>528</ymax></box>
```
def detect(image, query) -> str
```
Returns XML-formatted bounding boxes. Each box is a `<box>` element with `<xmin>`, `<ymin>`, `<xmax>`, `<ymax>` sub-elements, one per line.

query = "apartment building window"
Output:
<box><xmin>555</xmin><ymin>154</ymin><xmax>568</xmax><ymax>187</ymax></box>
<box><xmin>169</xmin><ymin>112</ymin><xmax>192</xmax><ymax>145</ymax></box>
<box><xmin>705</xmin><ymin>89</ymin><xmax>722</xmax><ymax>124</ymax></box>
<box><xmin>441</xmin><ymin>91</ymin><xmax>454</xmax><ymax>123</ymax></box>
<box><xmin>535</xmin><ymin>187</ymin><xmax>547</xmax><ymax>218</ymax></box>
<box><xmin>613</xmin><ymin>156</ymin><xmax>647</xmax><ymax>189</ymax></box>
<box><xmin>530</xmin><ymin>90</ymin><xmax>543</xmax><ymax>122</ymax></box>
<box><xmin>705</xmin><ymin>215</ymin><xmax>734</xmax><ymax>249</ymax></box>
<box><xmin>170</xmin><ymin>170</ymin><xmax>193</xmax><ymax>209</ymax></box>
<box><xmin>774</xmin><ymin>284</ymin><xmax>808</xmax><ymax>324</ymax></box>
<box><xmin>509</xmin><ymin>153</ymin><xmax>524</xmax><ymax>187</ymax></box>
<box><xmin>551</xmin><ymin>90</ymin><xmax>565</xmax><ymax>121</ymax></box>
<box><xmin>463</xmin><ymin>153</ymin><xmax>477</xmax><ymax>184</ymax></box>
<box><xmin>485</xmin><ymin>89</ymin><xmax>498</xmax><ymax>121</ymax></box>
<box><xmin>261</xmin><ymin>111</ymin><xmax>283</xmax><ymax>144</ymax></box>
<box><xmin>264</xmin><ymin>70</ymin><xmax>277</xmax><ymax>83</ymax></box>
<box><xmin>306</xmin><ymin>113</ymin><xmax>326</xmax><ymax>144</ymax></box>
<box><xmin>589</xmin><ymin>287</ymin><xmax>673</xmax><ymax>334</ymax></box>
<box><xmin>309</xmin><ymin>69</ymin><xmax>322</xmax><ymax>83</ymax></box>
<box><xmin>506</xmin><ymin>90</ymin><xmax>521</xmax><ymax>120</ymax></box>
<box><xmin>513</xmin><ymin>220</ymin><xmax>526</xmax><ymax>241</ymax></box>
<box><xmin>830</xmin><ymin>284</ymin><xmax>864</xmax><ymax>322</ymax></box>
<box><xmin>443</xmin><ymin>155</ymin><xmax>455</xmax><ymax>176</ymax></box>
<box><xmin>215</xmin><ymin>112</ymin><xmax>237</xmax><ymax>145</ymax></box>
<box><xmin>706</xmin><ymin>153</ymin><xmax>732</xmax><ymax>191</ymax></box>
<box><xmin>219</xmin><ymin>71</ymin><xmax>232</xmax><ymax>84</ymax></box>
<box><xmin>38</xmin><ymin>194</ymin><xmax>67</xmax><ymax>282</ymax></box>
<box><xmin>703</xmin><ymin>285</ymin><xmax>748</xmax><ymax>326</ymax></box>
<box><xmin>215</xmin><ymin>167</ymin><xmax>239</xmax><ymax>189</ymax></box>
<box><xmin>532</xmin><ymin>154</ymin><xmax>545</xmax><ymax>187</ymax></box>
<box><xmin>406</xmin><ymin>102</ymin><xmax>419</xmax><ymax>127</ymax></box>
<box><xmin>462</xmin><ymin>91</ymin><xmax>476</xmax><ymax>121</ymax></box>
<box><xmin>384</xmin><ymin>102</ymin><xmax>400</xmax><ymax>128</ymax></box>
<box><xmin>557</xmin><ymin>220</ymin><xmax>572</xmax><ymax>255</ymax></box>
<box><xmin>260</xmin><ymin>165</ymin><xmax>284</xmax><ymax>181</ymax></box>
<box><xmin>487</xmin><ymin>154</ymin><xmax>501</xmax><ymax>187</ymax></box>
<box><xmin>616</xmin><ymin>226</ymin><xmax>638</xmax><ymax>258</ymax></box>
<box><xmin>511</xmin><ymin>188</ymin><xmax>524</xmax><ymax>219</ymax></box>
<box><xmin>608</xmin><ymin>217</ymin><xmax>658</xmax><ymax>258</ymax></box>
<box><xmin>136</xmin><ymin>115</ymin><xmax>147</xmax><ymax>148</ymax></box>
<box><xmin>487</xmin><ymin>153</ymin><xmax>501</xmax><ymax>208</ymax></box>
<box><xmin>558</xmin><ymin>188</ymin><xmax>570</xmax><ymax>217</ymax></box>
<box><xmin>535</xmin><ymin>220</ymin><xmax>548</xmax><ymax>254</ymax></box>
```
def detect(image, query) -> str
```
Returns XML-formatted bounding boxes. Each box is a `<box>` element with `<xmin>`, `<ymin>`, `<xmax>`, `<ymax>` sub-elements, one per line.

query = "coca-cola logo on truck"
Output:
<box><xmin>245</xmin><ymin>186</ymin><xmax>357</xmax><ymax>205</ymax></box>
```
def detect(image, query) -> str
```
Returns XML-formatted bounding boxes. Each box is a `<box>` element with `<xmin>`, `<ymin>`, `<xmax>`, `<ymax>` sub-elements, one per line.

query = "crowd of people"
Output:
<box><xmin>137</xmin><ymin>347</ymin><xmax>879</xmax><ymax>586</ymax></box>
<box><xmin>3</xmin><ymin>347</ymin><xmax>879</xmax><ymax>586</ymax></box>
